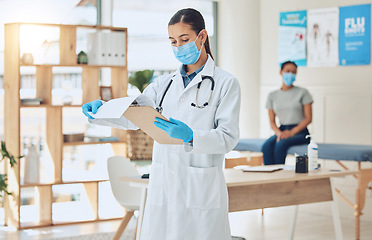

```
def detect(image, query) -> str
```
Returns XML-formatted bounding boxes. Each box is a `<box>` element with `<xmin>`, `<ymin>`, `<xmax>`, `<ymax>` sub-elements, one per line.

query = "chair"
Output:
<box><xmin>107</xmin><ymin>156</ymin><xmax>143</xmax><ymax>240</ymax></box>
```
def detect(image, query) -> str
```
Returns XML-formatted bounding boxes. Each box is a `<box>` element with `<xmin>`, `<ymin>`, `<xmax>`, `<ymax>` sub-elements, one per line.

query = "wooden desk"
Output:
<box><xmin>121</xmin><ymin>168</ymin><xmax>357</xmax><ymax>240</ymax></box>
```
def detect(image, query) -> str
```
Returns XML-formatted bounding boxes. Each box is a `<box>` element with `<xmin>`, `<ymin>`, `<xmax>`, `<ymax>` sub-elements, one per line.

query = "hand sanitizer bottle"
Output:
<box><xmin>306</xmin><ymin>135</ymin><xmax>318</xmax><ymax>171</ymax></box>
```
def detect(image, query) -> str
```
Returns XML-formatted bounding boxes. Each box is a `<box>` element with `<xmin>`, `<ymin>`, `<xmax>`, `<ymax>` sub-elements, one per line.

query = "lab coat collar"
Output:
<box><xmin>175</xmin><ymin>55</ymin><xmax>215</xmax><ymax>93</ymax></box>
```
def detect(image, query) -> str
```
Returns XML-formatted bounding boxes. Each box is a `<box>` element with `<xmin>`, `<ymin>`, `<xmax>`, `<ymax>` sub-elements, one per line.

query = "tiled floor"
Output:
<box><xmin>0</xmin><ymin>219</ymin><xmax>135</xmax><ymax>240</ymax></box>
<box><xmin>1</xmin><ymin>202</ymin><xmax>371</xmax><ymax>240</ymax></box>
<box><xmin>1</xmin><ymin>159</ymin><xmax>372</xmax><ymax>239</ymax></box>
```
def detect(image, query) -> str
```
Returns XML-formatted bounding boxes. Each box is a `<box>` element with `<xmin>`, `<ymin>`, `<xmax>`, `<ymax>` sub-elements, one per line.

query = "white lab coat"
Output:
<box><xmin>90</xmin><ymin>56</ymin><xmax>240</xmax><ymax>239</ymax></box>
<box><xmin>139</xmin><ymin>55</ymin><xmax>241</xmax><ymax>240</ymax></box>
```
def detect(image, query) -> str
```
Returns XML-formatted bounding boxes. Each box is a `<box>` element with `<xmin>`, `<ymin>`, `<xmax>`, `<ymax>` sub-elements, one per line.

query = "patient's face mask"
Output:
<box><xmin>283</xmin><ymin>73</ymin><xmax>296</xmax><ymax>86</ymax></box>
<box><xmin>172</xmin><ymin>33</ymin><xmax>203</xmax><ymax>65</ymax></box>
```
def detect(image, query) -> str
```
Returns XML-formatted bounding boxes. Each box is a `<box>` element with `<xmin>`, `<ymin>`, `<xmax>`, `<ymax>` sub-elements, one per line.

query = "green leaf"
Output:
<box><xmin>129</xmin><ymin>70</ymin><xmax>154</xmax><ymax>93</ymax></box>
<box><xmin>0</xmin><ymin>174</ymin><xmax>11</xmax><ymax>197</ymax></box>
<box><xmin>0</xmin><ymin>141</ymin><xmax>18</xmax><ymax>166</ymax></box>
<box><xmin>0</xmin><ymin>141</ymin><xmax>20</xmax><ymax>197</ymax></box>
<box><xmin>9</xmin><ymin>156</ymin><xmax>16</xmax><ymax>167</ymax></box>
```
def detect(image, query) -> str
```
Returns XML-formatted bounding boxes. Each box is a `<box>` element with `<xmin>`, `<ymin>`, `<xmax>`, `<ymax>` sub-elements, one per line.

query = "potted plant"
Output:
<box><xmin>1</xmin><ymin>141</ymin><xmax>22</xmax><ymax>201</ymax></box>
<box><xmin>129</xmin><ymin>69</ymin><xmax>154</xmax><ymax>93</ymax></box>
<box><xmin>127</xmin><ymin>70</ymin><xmax>155</xmax><ymax>160</ymax></box>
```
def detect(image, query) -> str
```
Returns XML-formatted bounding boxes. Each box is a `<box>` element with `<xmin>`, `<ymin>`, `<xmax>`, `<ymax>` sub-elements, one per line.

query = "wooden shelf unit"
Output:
<box><xmin>4</xmin><ymin>23</ymin><xmax>129</xmax><ymax>229</ymax></box>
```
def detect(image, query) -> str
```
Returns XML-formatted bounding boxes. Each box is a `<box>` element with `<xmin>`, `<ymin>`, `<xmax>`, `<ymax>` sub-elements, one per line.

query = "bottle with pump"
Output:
<box><xmin>306</xmin><ymin>135</ymin><xmax>318</xmax><ymax>171</ymax></box>
<box><xmin>24</xmin><ymin>138</ymin><xmax>40</xmax><ymax>184</ymax></box>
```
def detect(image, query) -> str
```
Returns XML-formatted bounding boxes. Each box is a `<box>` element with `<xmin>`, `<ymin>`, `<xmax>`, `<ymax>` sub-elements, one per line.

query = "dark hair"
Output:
<box><xmin>168</xmin><ymin>8</ymin><xmax>214</xmax><ymax>60</ymax></box>
<box><xmin>281</xmin><ymin>61</ymin><xmax>297</xmax><ymax>70</ymax></box>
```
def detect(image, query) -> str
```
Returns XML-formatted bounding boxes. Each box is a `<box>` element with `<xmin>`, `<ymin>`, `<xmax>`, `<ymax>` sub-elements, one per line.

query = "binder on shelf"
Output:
<box><xmin>111</xmin><ymin>32</ymin><xmax>120</xmax><ymax>66</ymax></box>
<box><xmin>112</xmin><ymin>31</ymin><xmax>126</xmax><ymax>66</ymax></box>
<box><xmin>87</xmin><ymin>31</ymin><xmax>126</xmax><ymax>66</ymax></box>
<box><xmin>119</xmin><ymin>31</ymin><xmax>126</xmax><ymax>66</ymax></box>
<box><xmin>101</xmin><ymin>32</ymin><xmax>110</xmax><ymax>66</ymax></box>
<box><xmin>87</xmin><ymin>32</ymin><xmax>101</xmax><ymax>65</ymax></box>
<box><xmin>87</xmin><ymin>31</ymin><xmax>106</xmax><ymax>65</ymax></box>
<box><xmin>106</xmin><ymin>32</ymin><xmax>114</xmax><ymax>66</ymax></box>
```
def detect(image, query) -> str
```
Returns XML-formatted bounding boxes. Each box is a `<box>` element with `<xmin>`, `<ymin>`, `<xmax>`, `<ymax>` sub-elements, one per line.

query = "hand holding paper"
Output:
<box><xmin>82</xmin><ymin>100</ymin><xmax>103</xmax><ymax>119</ymax></box>
<box><xmin>87</xmin><ymin>97</ymin><xmax>137</xmax><ymax>119</ymax></box>
<box><xmin>81</xmin><ymin>94</ymin><xmax>184</xmax><ymax>144</ymax></box>
<box><xmin>154</xmin><ymin>117</ymin><xmax>193</xmax><ymax>143</ymax></box>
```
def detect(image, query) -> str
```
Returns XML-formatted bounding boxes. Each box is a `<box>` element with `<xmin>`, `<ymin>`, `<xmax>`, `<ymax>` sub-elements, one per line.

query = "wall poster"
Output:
<box><xmin>307</xmin><ymin>8</ymin><xmax>339</xmax><ymax>67</ymax></box>
<box><xmin>278</xmin><ymin>10</ymin><xmax>307</xmax><ymax>67</ymax></box>
<box><xmin>339</xmin><ymin>4</ymin><xmax>371</xmax><ymax>66</ymax></box>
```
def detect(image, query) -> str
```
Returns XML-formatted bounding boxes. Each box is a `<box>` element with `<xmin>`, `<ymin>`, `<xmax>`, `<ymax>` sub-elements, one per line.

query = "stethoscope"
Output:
<box><xmin>156</xmin><ymin>75</ymin><xmax>215</xmax><ymax>114</ymax></box>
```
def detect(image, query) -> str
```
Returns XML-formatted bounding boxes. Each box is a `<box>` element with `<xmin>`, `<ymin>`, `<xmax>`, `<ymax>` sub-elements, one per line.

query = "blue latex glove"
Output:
<box><xmin>154</xmin><ymin>117</ymin><xmax>193</xmax><ymax>143</ymax></box>
<box><xmin>82</xmin><ymin>100</ymin><xmax>103</xmax><ymax>119</ymax></box>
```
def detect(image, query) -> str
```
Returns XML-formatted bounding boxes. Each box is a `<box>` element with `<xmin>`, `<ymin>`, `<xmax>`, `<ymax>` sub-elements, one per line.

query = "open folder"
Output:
<box><xmin>123</xmin><ymin>106</ymin><xmax>183</xmax><ymax>145</ymax></box>
<box><xmin>88</xmin><ymin>95</ymin><xmax>183</xmax><ymax>145</ymax></box>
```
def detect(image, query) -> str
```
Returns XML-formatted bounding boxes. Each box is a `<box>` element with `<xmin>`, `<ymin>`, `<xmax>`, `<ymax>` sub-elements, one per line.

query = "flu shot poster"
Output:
<box><xmin>339</xmin><ymin>4</ymin><xmax>371</xmax><ymax>66</ymax></box>
<box><xmin>278</xmin><ymin>10</ymin><xmax>307</xmax><ymax>67</ymax></box>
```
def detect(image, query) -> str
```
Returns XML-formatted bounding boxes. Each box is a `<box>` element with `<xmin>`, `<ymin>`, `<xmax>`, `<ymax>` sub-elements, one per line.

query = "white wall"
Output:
<box><xmin>217</xmin><ymin>0</ymin><xmax>260</xmax><ymax>138</ymax></box>
<box><xmin>217</xmin><ymin>0</ymin><xmax>372</xmax><ymax>224</ymax></box>
<box><xmin>260</xmin><ymin>0</ymin><xmax>372</xmax><ymax>145</ymax></box>
<box><xmin>218</xmin><ymin>0</ymin><xmax>372</xmax><ymax>144</ymax></box>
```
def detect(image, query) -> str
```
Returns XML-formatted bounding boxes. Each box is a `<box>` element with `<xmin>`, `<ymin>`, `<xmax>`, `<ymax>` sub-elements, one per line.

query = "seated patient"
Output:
<box><xmin>262</xmin><ymin>61</ymin><xmax>313</xmax><ymax>165</ymax></box>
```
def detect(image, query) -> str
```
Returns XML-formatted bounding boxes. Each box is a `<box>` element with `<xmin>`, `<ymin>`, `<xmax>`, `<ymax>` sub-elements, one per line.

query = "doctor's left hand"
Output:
<box><xmin>154</xmin><ymin>117</ymin><xmax>193</xmax><ymax>143</ymax></box>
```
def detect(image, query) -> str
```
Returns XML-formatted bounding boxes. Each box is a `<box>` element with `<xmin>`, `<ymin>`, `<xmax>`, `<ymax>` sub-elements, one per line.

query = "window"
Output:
<box><xmin>113</xmin><ymin>0</ymin><xmax>215</xmax><ymax>72</ymax></box>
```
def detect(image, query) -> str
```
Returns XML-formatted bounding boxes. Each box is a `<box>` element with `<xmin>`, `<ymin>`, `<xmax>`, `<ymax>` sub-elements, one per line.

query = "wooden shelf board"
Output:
<box><xmin>58</xmin><ymin>105</ymin><xmax>83</xmax><ymax>108</ymax></box>
<box><xmin>53</xmin><ymin>217</ymin><xmax>123</xmax><ymax>226</ymax></box>
<box><xmin>20</xmin><ymin>179</ymin><xmax>109</xmax><ymax>188</ymax></box>
<box><xmin>21</xmin><ymin>104</ymin><xmax>57</xmax><ymax>108</ymax></box>
<box><xmin>21</xmin><ymin>104</ymin><xmax>83</xmax><ymax>108</ymax></box>
<box><xmin>61</xmin><ymin>179</ymin><xmax>109</xmax><ymax>185</ymax></box>
<box><xmin>20</xmin><ymin>220</ymin><xmax>54</xmax><ymax>229</ymax></box>
<box><xmin>8</xmin><ymin>22</ymin><xmax>127</xmax><ymax>31</ymax></box>
<box><xmin>20</xmin><ymin>63</ymin><xmax>127</xmax><ymax>68</ymax></box>
<box><xmin>19</xmin><ymin>217</ymin><xmax>123</xmax><ymax>229</ymax></box>
<box><xmin>21</xmin><ymin>103</ymin><xmax>49</xmax><ymax>108</ymax></box>
<box><xmin>63</xmin><ymin>140</ymin><xmax>127</xmax><ymax>146</ymax></box>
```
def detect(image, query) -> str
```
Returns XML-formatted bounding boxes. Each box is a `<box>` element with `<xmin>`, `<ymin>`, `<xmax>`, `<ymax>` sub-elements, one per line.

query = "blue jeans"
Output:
<box><xmin>262</xmin><ymin>125</ymin><xmax>310</xmax><ymax>165</ymax></box>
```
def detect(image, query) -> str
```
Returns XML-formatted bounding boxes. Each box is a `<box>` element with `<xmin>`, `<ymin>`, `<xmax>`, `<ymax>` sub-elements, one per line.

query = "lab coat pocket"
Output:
<box><xmin>147</xmin><ymin>163</ymin><xmax>163</xmax><ymax>206</ymax></box>
<box><xmin>188</xmin><ymin>105</ymin><xmax>217</xmax><ymax>129</ymax></box>
<box><xmin>186</xmin><ymin>166</ymin><xmax>220</xmax><ymax>209</ymax></box>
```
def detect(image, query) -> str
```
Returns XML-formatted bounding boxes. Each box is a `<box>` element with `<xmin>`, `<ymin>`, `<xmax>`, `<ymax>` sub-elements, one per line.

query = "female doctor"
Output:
<box><xmin>82</xmin><ymin>8</ymin><xmax>240</xmax><ymax>240</ymax></box>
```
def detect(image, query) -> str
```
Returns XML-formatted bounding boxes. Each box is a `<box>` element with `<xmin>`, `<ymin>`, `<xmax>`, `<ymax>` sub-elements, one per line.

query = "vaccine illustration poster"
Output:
<box><xmin>307</xmin><ymin>8</ymin><xmax>339</xmax><ymax>67</ymax></box>
<box><xmin>278</xmin><ymin>10</ymin><xmax>307</xmax><ymax>67</ymax></box>
<box><xmin>339</xmin><ymin>4</ymin><xmax>371</xmax><ymax>66</ymax></box>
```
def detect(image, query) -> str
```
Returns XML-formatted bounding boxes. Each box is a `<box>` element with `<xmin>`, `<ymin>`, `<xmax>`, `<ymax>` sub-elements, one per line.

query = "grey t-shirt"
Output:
<box><xmin>266</xmin><ymin>86</ymin><xmax>313</xmax><ymax>125</ymax></box>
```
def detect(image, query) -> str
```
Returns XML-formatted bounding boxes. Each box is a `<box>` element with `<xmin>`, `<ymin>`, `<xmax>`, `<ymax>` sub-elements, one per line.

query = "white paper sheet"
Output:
<box><xmin>89</xmin><ymin>96</ymin><xmax>136</xmax><ymax>119</ymax></box>
<box><xmin>88</xmin><ymin>94</ymin><xmax>156</xmax><ymax>119</ymax></box>
<box><xmin>243</xmin><ymin>165</ymin><xmax>283</xmax><ymax>172</ymax></box>
<box><xmin>88</xmin><ymin>94</ymin><xmax>156</xmax><ymax>130</ymax></box>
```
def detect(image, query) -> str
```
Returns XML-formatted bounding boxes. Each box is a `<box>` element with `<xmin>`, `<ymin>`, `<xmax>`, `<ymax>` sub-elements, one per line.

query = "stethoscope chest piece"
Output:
<box><xmin>156</xmin><ymin>106</ymin><xmax>163</xmax><ymax>114</ymax></box>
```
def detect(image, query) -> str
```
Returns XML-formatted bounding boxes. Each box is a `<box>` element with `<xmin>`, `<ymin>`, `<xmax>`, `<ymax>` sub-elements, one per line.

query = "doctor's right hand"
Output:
<box><xmin>82</xmin><ymin>100</ymin><xmax>103</xmax><ymax>119</ymax></box>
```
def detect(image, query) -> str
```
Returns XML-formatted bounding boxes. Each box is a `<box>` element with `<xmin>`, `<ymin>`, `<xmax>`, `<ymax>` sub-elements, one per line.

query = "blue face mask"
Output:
<box><xmin>172</xmin><ymin>33</ymin><xmax>203</xmax><ymax>65</ymax></box>
<box><xmin>283</xmin><ymin>73</ymin><xmax>296</xmax><ymax>86</ymax></box>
